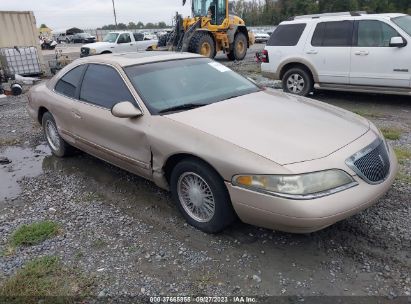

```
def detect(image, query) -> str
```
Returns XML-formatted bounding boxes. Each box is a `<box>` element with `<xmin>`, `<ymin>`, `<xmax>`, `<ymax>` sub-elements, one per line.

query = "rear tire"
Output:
<box><xmin>227</xmin><ymin>32</ymin><xmax>247</xmax><ymax>61</ymax></box>
<box><xmin>282</xmin><ymin>67</ymin><xmax>313</xmax><ymax>96</ymax></box>
<box><xmin>170</xmin><ymin>158</ymin><xmax>236</xmax><ymax>233</ymax></box>
<box><xmin>42</xmin><ymin>112</ymin><xmax>74</xmax><ymax>157</ymax></box>
<box><xmin>188</xmin><ymin>32</ymin><xmax>215</xmax><ymax>59</ymax></box>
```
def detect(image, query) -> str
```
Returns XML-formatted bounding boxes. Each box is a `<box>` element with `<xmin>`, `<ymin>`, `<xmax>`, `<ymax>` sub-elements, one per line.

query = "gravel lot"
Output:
<box><xmin>0</xmin><ymin>44</ymin><xmax>410</xmax><ymax>299</ymax></box>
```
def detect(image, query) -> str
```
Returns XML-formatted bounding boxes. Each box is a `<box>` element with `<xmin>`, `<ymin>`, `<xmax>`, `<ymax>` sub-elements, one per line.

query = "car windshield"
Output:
<box><xmin>103</xmin><ymin>33</ymin><xmax>119</xmax><ymax>43</ymax></box>
<box><xmin>125</xmin><ymin>58</ymin><xmax>260</xmax><ymax>114</ymax></box>
<box><xmin>392</xmin><ymin>15</ymin><xmax>411</xmax><ymax>36</ymax></box>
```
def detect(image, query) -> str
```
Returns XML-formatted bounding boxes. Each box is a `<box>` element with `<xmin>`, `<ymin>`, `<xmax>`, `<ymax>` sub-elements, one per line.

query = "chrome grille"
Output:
<box><xmin>346</xmin><ymin>139</ymin><xmax>390</xmax><ymax>184</ymax></box>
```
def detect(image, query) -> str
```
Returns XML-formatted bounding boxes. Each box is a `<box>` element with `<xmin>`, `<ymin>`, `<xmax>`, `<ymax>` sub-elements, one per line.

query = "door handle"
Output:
<box><xmin>71</xmin><ymin>110</ymin><xmax>82</xmax><ymax>119</ymax></box>
<box><xmin>354</xmin><ymin>51</ymin><xmax>369</xmax><ymax>56</ymax></box>
<box><xmin>306</xmin><ymin>50</ymin><xmax>318</xmax><ymax>54</ymax></box>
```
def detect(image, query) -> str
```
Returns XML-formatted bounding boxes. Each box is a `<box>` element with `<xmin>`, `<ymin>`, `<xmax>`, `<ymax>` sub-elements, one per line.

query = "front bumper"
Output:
<box><xmin>226</xmin><ymin>145</ymin><xmax>398</xmax><ymax>233</ymax></box>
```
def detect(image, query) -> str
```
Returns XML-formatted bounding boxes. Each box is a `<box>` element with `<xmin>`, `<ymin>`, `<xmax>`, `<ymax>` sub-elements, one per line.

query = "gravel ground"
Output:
<box><xmin>0</xmin><ymin>44</ymin><xmax>410</xmax><ymax>299</ymax></box>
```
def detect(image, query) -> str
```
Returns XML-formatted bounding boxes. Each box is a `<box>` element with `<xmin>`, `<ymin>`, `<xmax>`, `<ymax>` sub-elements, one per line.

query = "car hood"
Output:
<box><xmin>165</xmin><ymin>90</ymin><xmax>370</xmax><ymax>165</ymax></box>
<box><xmin>82</xmin><ymin>42</ymin><xmax>112</xmax><ymax>49</ymax></box>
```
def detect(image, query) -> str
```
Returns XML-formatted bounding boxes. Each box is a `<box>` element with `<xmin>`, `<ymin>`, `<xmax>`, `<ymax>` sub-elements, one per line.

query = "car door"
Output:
<box><xmin>305</xmin><ymin>20</ymin><xmax>354</xmax><ymax>84</ymax></box>
<box><xmin>71</xmin><ymin>63</ymin><xmax>152</xmax><ymax>178</ymax></box>
<box><xmin>52</xmin><ymin>64</ymin><xmax>88</xmax><ymax>144</ymax></box>
<box><xmin>115</xmin><ymin>33</ymin><xmax>134</xmax><ymax>52</ymax></box>
<box><xmin>350</xmin><ymin>19</ymin><xmax>410</xmax><ymax>88</ymax></box>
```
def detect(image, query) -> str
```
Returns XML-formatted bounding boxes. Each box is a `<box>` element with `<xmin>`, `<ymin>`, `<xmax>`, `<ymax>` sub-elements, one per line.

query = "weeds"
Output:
<box><xmin>10</xmin><ymin>221</ymin><xmax>59</xmax><ymax>247</ymax></box>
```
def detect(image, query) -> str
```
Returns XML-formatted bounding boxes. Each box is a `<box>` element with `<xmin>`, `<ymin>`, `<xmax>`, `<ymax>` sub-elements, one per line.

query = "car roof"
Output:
<box><xmin>282</xmin><ymin>13</ymin><xmax>407</xmax><ymax>24</ymax></box>
<box><xmin>75</xmin><ymin>51</ymin><xmax>203</xmax><ymax>67</ymax></box>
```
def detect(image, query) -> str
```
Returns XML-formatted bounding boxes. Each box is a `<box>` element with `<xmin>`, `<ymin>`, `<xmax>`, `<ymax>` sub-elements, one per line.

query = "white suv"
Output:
<box><xmin>261</xmin><ymin>12</ymin><xmax>411</xmax><ymax>96</ymax></box>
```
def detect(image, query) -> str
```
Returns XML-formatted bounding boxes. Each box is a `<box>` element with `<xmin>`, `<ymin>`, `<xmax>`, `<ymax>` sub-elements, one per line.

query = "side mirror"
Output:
<box><xmin>390</xmin><ymin>36</ymin><xmax>406</xmax><ymax>47</ymax></box>
<box><xmin>111</xmin><ymin>101</ymin><xmax>143</xmax><ymax>118</ymax></box>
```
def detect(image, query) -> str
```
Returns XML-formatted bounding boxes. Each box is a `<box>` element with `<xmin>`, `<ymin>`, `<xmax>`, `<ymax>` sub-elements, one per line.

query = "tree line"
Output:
<box><xmin>231</xmin><ymin>0</ymin><xmax>411</xmax><ymax>26</ymax></box>
<box><xmin>97</xmin><ymin>0</ymin><xmax>410</xmax><ymax>29</ymax></box>
<box><xmin>99</xmin><ymin>21</ymin><xmax>169</xmax><ymax>30</ymax></box>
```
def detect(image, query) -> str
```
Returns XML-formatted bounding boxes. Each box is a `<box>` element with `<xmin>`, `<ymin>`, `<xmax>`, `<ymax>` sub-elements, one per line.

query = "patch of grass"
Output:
<box><xmin>74</xmin><ymin>250</ymin><xmax>84</xmax><ymax>261</ymax></box>
<box><xmin>396</xmin><ymin>172</ymin><xmax>411</xmax><ymax>185</ymax></box>
<box><xmin>10</xmin><ymin>221</ymin><xmax>59</xmax><ymax>247</ymax></box>
<box><xmin>74</xmin><ymin>192</ymin><xmax>105</xmax><ymax>204</ymax></box>
<box><xmin>381</xmin><ymin>127</ymin><xmax>402</xmax><ymax>140</ymax></box>
<box><xmin>92</xmin><ymin>238</ymin><xmax>107</xmax><ymax>249</ymax></box>
<box><xmin>352</xmin><ymin>110</ymin><xmax>382</xmax><ymax>119</ymax></box>
<box><xmin>0</xmin><ymin>256</ymin><xmax>95</xmax><ymax>298</ymax></box>
<box><xmin>127</xmin><ymin>245</ymin><xmax>140</xmax><ymax>254</ymax></box>
<box><xmin>0</xmin><ymin>246</ymin><xmax>16</xmax><ymax>257</ymax></box>
<box><xmin>394</xmin><ymin>147</ymin><xmax>411</xmax><ymax>163</ymax></box>
<box><xmin>0</xmin><ymin>138</ymin><xmax>21</xmax><ymax>147</ymax></box>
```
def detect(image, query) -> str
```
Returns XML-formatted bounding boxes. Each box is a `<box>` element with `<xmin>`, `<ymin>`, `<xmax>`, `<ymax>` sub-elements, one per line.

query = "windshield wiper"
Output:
<box><xmin>158</xmin><ymin>103</ymin><xmax>207</xmax><ymax>114</ymax></box>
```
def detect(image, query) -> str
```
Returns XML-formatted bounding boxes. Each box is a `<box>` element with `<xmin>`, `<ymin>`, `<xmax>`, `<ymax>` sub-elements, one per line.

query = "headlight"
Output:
<box><xmin>90</xmin><ymin>49</ymin><xmax>97</xmax><ymax>55</ymax></box>
<box><xmin>232</xmin><ymin>170</ymin><xmax>357</xmax><ymax>200</ymax></box>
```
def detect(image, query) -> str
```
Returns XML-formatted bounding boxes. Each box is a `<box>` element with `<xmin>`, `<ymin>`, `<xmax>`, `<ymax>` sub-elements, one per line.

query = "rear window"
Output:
<box><xmin>311</xmin><ymin>21</ymin><xmax>354</xmax><ymax>47</ymax></box>
<box><xmin>267</xmin><ymin>24</ymin><xmax>306</xmax><ymax>46</ymax></box>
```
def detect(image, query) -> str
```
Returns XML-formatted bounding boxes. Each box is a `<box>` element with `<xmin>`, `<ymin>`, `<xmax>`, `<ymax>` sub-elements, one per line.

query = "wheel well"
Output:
<box><xmin>163</xmin><ymin>153</ymin><xmax>222</xmax><ymax>184</ymax></box>
<box><xmin>38</xmin><ymin>107</ymin><xmax>49</xmax><ymax>124</ymax></box>
<box><xmin>101</xmin><ymin>51</ymin><xmax>112</xmax><ymax>54</ymax></box>
<box><xmin>235</xmin><ymin>26</ymin><xmax>249</xmax><ymax>47</ymax></box>
<box><xmin>280</xmin><ymin>63</ymin><xmax>314</xmax><ymax>82</ymax></box>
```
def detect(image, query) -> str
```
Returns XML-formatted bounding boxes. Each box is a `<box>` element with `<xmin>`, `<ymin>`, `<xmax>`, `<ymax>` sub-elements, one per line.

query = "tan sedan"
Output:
<box><xmin>27</xmin><ymin>52</ymin><xmax>398</xmax><ymax>233</ymax></box>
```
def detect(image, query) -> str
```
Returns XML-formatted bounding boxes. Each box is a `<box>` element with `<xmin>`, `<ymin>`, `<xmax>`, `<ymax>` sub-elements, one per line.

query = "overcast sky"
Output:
<box><xmin>0</xmin><ymin>0</ymin><xmax>192</xmax><ymax>31</ymax></box>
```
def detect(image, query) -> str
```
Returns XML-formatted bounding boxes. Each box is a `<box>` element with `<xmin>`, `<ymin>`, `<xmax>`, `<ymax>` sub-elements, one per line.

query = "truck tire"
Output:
<box><xmin>188</xmin><ymin>32</ymin><xmax>215</xmax><ymax>59</ymax></box>
<box><xmin>227</xmin><ymin>32</ymin><xmax>247</xmax><ymax>61</ymax></box>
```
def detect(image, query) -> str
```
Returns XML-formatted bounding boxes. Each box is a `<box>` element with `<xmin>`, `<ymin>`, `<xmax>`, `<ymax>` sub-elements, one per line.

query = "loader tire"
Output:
<box><xmin>158</xmin><ymin>33</ymin><xmax>170</xmax><ymax>47</ymax></box>
<box><xmin>188</xmin><ymin>32</ymin><xmax>215</xmax><ymax>59</ymax></box>
<box><xmin>227</xmin><ymin>32</ymin><xmax>247</xmax><ymax>61</ymax></box>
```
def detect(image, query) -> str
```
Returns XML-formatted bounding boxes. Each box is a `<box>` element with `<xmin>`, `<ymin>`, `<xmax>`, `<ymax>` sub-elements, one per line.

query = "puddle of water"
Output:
<box><xmin>0</xmin><ymin>144</ymin><xmax>51</xmax><ymax>201</ymax></box>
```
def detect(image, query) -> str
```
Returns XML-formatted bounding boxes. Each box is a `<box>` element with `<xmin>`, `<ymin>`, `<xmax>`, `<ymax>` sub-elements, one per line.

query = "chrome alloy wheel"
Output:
<box><xmin>45</xmin><ymin>120</ymin><xmax>60</xmax><ymax>151</ymax></box>
<box><xmin>177</xmin><ymin>172</ymin><xmax>216</xmax><ymax>222</ymax></box>
<box><xmin>286</xmin><ymin>73</ymin><xmax>305</xmax><ymax>94</ymax></box>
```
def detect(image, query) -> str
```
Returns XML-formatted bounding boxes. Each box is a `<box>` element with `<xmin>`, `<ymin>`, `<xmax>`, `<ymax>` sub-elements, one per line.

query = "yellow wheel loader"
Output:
<box><xmin>156</xmin><ymin>0</ymin><xmax>255</xmax><ymax>60</ymax></box>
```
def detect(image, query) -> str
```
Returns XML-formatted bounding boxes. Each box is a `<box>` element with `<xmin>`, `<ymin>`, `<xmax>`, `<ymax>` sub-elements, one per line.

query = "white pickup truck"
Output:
<box><xmin>80</xmin><ymin>31</ymin><xmax>157</xmax><ymax>57</ymax></box>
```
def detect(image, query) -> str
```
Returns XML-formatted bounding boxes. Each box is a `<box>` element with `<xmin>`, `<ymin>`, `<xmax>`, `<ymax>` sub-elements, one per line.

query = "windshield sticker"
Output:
<box><xmin>208</xmin><ymin>62</ymin><xmax>230</xmax><ymax>73</ymax></box>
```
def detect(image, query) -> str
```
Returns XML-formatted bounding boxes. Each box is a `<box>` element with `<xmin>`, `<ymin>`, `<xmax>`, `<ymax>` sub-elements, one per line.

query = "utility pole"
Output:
<box><xmin>112</xmin><ymin>0</ymin><xmax>118</xmax><ymax>29</ymax></box>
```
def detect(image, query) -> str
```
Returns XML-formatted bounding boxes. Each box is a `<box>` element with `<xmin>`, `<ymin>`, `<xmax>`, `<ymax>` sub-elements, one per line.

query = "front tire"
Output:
<box><xmin>282</xmin><ymin>67</ymin><xmax>313</xmax><ymax>96</ymax></box>
<box><xmin>170</xmin><ymin>159</ymin><xmax>236</xmax><ymax>233</ymax></box>
<box><xmin>188</xmin><ymin>32</ymin><xmax>215</xmax><ymax>59</ymax></box>
<box><xmin>227</xmin><ymin>32</ymin><xmax>247</xmax><ymax>61</ymax></box>
<box><xmin>42</xmin><ymin>112</ymin><xmax>73</xmax><ymax>157</ymax></box>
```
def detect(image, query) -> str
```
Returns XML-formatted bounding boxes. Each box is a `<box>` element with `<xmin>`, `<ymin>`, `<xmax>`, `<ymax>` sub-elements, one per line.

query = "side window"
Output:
<box><xmin>266</xmin><ymin>24</ymin><xmax>306</xmax><ymax>46</ymax></box>
<box><xmin>55</xmin><ymin>65</ymin><xmax>86</xmax><ymax>98</ymax></box>
<box><xmin>133</xmin><ymin>33</ymin><xmax>144</xmax><ymax>41</ymax></box>
<box><xmin>117</xmin><ymin>33</ymin><xmax>131</xmax><ymax>44</ymax></box>
<box><xmin>312</xmin><ymin>21</ymin><xmax>353</xmax><ymax>47</ymax></box>
<box><xmin>79</xmin><ymin>64</ymin><xmax>135</xmax><ymax>109</ymax></box>
<box><xmin>357</xmin><ymin>20</ymin><xmax>399</xmax><ymax>47</ymax></box>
